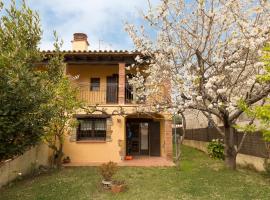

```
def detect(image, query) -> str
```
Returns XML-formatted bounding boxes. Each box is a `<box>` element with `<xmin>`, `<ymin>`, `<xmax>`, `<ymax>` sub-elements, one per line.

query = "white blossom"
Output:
<box><xmin>208</xmin><ymin>104</ymin><xmax>214</xmax><ymax>109</ymax></box>
<box><xmin>196</xmin><ymin>96</ymin><xmax>203</xmax><ymax>101</ymax></box>
<box><xmin>126</xmin><ymin>66</ymin><xmax>131</xmax><ymax>70</ymax></box>
<box><xmin>125</xmin><ymin>0</ymin><xmax>270</xmax><ymax>124</ymax></box>
<box><xmin>217</xmin><ymin>88</ymin><xmax>226</xmax><ymax>95</ymax></box>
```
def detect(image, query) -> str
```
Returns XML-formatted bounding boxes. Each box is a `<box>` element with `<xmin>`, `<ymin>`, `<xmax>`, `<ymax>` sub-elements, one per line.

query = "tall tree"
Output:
<box><xmin>44</xmin><ymin>35</ymin><xmax>81</xmax><ymax>169</ymax></box>
<box><xmin>0</xmin><ymin>0</ymin><xmax>54</xmax><ymax>161</ymax></box>
<box><xmin>126</xmin><ymin>0</ymin><xmax>270</xmax><ymax>169</ymax></box>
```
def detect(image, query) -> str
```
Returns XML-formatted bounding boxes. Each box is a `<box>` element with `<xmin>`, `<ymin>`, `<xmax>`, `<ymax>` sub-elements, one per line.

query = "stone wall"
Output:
<box><xmin>0</xmin><ymin>144</ymin><xmax>50</xmax><ymax>188</ymax></box>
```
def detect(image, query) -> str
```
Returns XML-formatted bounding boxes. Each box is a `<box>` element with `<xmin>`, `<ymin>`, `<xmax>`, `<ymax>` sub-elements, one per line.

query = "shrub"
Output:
<box><xmin>99</xmin><ymin>161</ymin><xmax>118</xmax><ymax>181</ymax></box>
<box><xmin>207</xmin><ymin>139</ymin><xmax>225</xmax><ymax>160</ymax></box>
<box><xmin>264</xmin><ymin>159</ymin><xmax>270</xmax><ymax>176</ymax></box>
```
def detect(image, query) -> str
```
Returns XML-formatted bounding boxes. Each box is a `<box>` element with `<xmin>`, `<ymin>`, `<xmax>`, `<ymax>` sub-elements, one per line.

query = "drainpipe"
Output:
<box><xmin>173</xmin><ymin>113</ymin><xmax>178</xmax><ymax>158</ymax></box>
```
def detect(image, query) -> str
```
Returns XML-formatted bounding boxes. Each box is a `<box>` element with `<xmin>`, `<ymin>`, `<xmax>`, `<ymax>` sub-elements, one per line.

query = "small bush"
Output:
<box><xmin>207</xmin><ymin>139</ymin><xmax>225</xmax><ymax>160</ymax></box>
<box><xmin>99</xmin><ymin>161</ymin><xmax>118</xmax><ymax>181</ymax></box>
<box><xmin>264</xmin><ymin>159</ymin><xmax>270</xmax><ymax>175</ymax></box>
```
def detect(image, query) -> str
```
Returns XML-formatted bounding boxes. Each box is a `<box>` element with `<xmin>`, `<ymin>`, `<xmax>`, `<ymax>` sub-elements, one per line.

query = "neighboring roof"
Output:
<box><xmin>42</xmin><ymin>50</ymin><xmax>141</xmax><ymax>64</ymax></box>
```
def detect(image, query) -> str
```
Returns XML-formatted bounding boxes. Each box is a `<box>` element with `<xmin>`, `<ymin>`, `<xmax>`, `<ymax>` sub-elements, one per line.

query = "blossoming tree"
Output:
<box><xmin>126</xmin><ymin>0</ymin><xmax>270</xmax><ymax>169</ymax></box>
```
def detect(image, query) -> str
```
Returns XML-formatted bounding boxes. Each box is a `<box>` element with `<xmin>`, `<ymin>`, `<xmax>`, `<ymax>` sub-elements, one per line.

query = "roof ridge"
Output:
<box><xmin>41</xmin><ymin>50</ymin><xmax>140</xmax><ymax>54</ymax></box>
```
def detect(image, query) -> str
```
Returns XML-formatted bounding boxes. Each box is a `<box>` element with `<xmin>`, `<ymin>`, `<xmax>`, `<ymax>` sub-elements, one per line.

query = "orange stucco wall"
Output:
<box><xmin>63</xmin><ymin>115</ymin><xmax>125</xmax><ymax>163</ymax></box>
<box><xmin>62</xmin><ymin>106</ymin><xmax>171</xmax><ymax>163</ymax></box>
<box><xmin>67</xmin><ymin>64</ymin><xmax>118</xmax><ymax>84</ymax></box>
<box><xmin>67</xmin><ymin>64</ymin><xmax>118</xmax><ymax>105</ymax></box>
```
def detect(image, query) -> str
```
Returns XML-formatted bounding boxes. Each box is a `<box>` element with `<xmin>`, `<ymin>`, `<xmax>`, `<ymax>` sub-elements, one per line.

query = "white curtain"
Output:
<box><xmin>95</xmin><ymin>120</ymin><xmax>106</xmax><ymax>130</ymax></box>
<box><xmin>80</xmin><ymin>120</ymin><xmax>92</xmax><ymax>131</ymax></box>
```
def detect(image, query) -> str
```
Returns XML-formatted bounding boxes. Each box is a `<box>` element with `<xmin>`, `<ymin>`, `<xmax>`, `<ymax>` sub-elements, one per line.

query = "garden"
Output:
<box><xmin>0</xmin><ymin>146</ymin><xmax>269</xmax><ymax>200</ymax></box>
<box><xmin>1</xmin><ymin>0</ymin><xmax>270</xmax><ymax>199</ymax></box>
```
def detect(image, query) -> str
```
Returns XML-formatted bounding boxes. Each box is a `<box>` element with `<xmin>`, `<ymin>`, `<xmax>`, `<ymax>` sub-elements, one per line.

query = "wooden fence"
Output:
<box><xmin>173</xmin><ymin>127</ymin><xmax>269</xmax><ymax>158</ymax></box>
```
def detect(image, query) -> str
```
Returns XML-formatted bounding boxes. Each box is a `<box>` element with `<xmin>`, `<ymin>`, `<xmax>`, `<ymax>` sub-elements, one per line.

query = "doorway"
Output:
<box><xmin>106</xmin><ymin>74</ymin><xmax>118</xmax><ymax>104</ymax></box>
<box><xmin>126</xmin><ymin>119</ymin><xmax>160</xmax><ymax>156</ymax></box>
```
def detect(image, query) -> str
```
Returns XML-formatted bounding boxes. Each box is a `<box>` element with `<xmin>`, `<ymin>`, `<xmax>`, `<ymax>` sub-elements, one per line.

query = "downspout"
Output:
<box><xmin>174</xmin><ymin>113</ymin><xmax>177</xmax><ymax>159</ymax></box>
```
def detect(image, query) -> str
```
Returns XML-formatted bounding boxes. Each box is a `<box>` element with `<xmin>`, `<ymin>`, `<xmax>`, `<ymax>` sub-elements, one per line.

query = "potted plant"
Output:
<box><xmin>99</xmin><ymin>161</ymin><xmax>118</xmax><ymax>188</ymax></box>
<box><xmin>63</xmin><ymin>156</ymin><xmax>71</xmax><ymax>164</ymax></box>
<box><xmin>111</xmin><ymin>180</ymin><xmax>126</xmax><ymax>193</ymax></box>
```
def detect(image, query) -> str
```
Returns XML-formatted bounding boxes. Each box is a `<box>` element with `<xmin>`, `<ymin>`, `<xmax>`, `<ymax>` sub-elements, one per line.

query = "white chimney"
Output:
<box><xmin>71</xmin><ymin>33</ymin><xmax>89</xmax><ymax>51</ymax></box>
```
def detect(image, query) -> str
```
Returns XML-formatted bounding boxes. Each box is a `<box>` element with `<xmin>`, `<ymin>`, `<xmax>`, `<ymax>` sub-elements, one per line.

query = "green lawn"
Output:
<box><xmin>1</xmin><ymin>146</ymin><xmax>270</xmax><ymax>200</ymax></box>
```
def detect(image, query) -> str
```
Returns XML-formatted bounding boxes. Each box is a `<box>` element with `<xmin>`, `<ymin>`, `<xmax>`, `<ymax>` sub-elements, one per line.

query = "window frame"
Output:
<box><xmin>77</xmin><ymin>118</ymin><xmax>106</xmax><ymax>141</ymax></box>
<box><xmin>90</xmin><ymin>78</ymin><xmax>100</xmax><ymax>91</ymax></box>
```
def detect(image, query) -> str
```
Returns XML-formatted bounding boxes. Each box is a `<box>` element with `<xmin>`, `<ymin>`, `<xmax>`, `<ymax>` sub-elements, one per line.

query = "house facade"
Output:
<box><xmin>45</xmin><ymin>33</ymin><xmax>173</xmax><ymax>164</ymax></box>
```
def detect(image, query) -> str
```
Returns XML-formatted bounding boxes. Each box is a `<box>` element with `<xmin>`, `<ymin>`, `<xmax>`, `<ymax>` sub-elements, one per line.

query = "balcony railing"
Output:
<box><xmin>125</xmin><ymin>84</ymin><xmax>168</xmax><ymax>105</ymax></box>
<box><xmin>125</xmin><ymin>83</ymin><xmax>136</xmax><ymax>104</ymax></box>
<box><xmin>74</xmin><ymin>82</ymin><xmax>166</xmax><ymax>105</ymax></box>
<box><xmin>76</xmin><ymin>83</ymin><xmax>118</xmax><ymax>105</ymax></box>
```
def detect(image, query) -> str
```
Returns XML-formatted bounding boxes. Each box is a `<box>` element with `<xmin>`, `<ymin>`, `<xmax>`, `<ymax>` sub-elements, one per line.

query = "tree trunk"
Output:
<box><xmin>224</xmin><ymin>125</ymin><xmax>237</xmax><ymax>170</ymax></box>
<box><xmin>175</xmin><ymin>136</ymin><xmax>181</xmax><ymax>166</ymax></box>
<box><xmin>55</xmin><ymin>142</ymin><xmax>63</xmax><ymax>169</ymax></box>
<box><xmin>175</xmin><ymin>112</ymin><xmax>186</xmax><ymax>167</ymax></box>
<box><xmin>225</xmin><ymin>149</ymin><xmax>236</xmax><ymax>169</ymax></box>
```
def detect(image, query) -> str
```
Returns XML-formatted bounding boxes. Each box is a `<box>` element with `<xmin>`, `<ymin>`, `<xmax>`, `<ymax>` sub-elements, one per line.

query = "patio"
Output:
<box><xmin>63</xmin><ymin>156</ymin><xmax>175</xmax><ymax>167</ymax></box>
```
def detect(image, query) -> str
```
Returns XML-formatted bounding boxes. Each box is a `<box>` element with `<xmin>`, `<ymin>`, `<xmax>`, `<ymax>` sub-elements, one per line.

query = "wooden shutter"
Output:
<box><xmin>149</xmin><ymin>121</ymin><xmax>161</xmax><ymax>156</ymax></box>
<box><xmin>69</xmin><ymin>128</ymin><xmax>77</xmax><ymax>142</ymax></box>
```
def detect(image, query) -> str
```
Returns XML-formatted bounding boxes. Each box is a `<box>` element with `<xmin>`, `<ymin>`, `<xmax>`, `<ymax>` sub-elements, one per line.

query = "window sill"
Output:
<box><xmin>76</xmin><ymin>140</ymin><xmax>106</xmax><ymax>143</ymax></box>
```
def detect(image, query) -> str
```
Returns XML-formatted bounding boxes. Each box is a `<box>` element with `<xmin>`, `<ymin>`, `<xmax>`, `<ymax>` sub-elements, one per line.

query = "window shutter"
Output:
<box><xmin>70</xmin><ymin>128</ymin><xmax>77</xmax><ymax>142</ymax></box>
<box><xmin>106</xmin><ymin>117</ymin><xmax>113</xmax><ymax>141</ymax></box>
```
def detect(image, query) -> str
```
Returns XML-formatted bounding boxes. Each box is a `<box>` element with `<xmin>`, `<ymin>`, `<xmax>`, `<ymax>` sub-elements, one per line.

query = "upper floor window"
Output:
<box><xmin>90</xmin><ymin>78</ymin><xmax>100</xmax><ymax>91</ymax></box>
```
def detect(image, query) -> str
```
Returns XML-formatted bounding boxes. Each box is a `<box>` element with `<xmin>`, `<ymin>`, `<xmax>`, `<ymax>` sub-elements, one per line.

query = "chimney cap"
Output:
<box><xmin>72</xmin><ymin>33</ymin><xmax>89</xmax><ymax>45</ymax></box>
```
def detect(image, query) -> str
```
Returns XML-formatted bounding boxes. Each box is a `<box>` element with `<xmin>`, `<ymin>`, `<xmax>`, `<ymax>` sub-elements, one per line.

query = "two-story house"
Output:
<box><xmin>44</xmin><ymin>33</ymin><xmax>173</xmax><ymax>164</ymax></box>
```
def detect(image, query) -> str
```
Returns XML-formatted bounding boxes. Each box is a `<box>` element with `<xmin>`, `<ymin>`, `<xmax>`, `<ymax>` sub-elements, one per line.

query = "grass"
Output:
<box><xmin>1</xmin><ymin>146</ymin><xmax>270</xmax><ymax>200</ymax></box>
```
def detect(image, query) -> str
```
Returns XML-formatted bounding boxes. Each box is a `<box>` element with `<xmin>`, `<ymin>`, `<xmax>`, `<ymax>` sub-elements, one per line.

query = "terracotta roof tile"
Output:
<box><xmin>41</xmin><ymin>50</ymin><xmax>140</xmax><ymax>54</ymax></box>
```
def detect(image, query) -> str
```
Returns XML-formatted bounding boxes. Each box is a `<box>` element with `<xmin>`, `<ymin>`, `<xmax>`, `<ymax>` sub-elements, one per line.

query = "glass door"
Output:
<box><xmin>140</xmin><ymin>123</ymin><xmax>149</xmax><ymax>155</ymax></box>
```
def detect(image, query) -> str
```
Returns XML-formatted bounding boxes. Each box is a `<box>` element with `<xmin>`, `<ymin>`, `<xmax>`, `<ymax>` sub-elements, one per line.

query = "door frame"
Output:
<box><xmin>126</xmin><ymin>118</ymin><xmax>160</xmax><ymax>156</ymax></box>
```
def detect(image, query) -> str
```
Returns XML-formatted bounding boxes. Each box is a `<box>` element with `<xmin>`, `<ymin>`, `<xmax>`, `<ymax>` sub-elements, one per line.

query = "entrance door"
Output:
<box><xmin>126</xmin><ymin>122</ymin><xmax>140</xmax><ymax>155</ymax></box>
<box><xmin>149</xmin><ymin>121</ymin><xmax>161</xmax><ymax>156</ymax></box>
<box><xmin>106</xmin><ymin>75</ymin><xmax>118</xmax><ymax>103</ymax></box>
<box><xmin>140</xmin><ymin>123</ymin><xmax>149</xmax><ymax>155</ymax></box>
<box><xmin>126</xmin><ymin>120</ymin><xmax>160</xmax><ymax>156</ymax></box>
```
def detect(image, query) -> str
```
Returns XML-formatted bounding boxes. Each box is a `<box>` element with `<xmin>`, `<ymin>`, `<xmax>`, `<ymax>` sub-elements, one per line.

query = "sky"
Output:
<box><xmin>4</xmin><ymin>0</ymin><xmax>159</xmax><ymax>51</ymax></box>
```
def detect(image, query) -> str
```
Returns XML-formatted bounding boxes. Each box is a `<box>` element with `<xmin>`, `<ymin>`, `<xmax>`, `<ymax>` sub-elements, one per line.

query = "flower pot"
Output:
<box><xmin>125</xmin><ymin>156</ymin><xmax>133</xmax><ymax>160</ymax></box>
<box><xmin>63</xmin><ymin>156</ymin><xmax>71</xmax><ymax>164</ymax></box>
<box><xmin>102</xmin><ymin>180</ymin><xmax>112</xmax><ymax>189</ymax></box>
<box><xmin>111</xmin><ymin>183</ymin><xmax>125</xmax><ymax>193</ymax></box>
